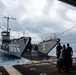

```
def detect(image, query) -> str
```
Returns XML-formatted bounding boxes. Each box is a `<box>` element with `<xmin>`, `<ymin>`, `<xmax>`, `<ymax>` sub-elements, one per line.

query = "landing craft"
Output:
<box><xmin>0</xmin><ymin>16</ymin><xmax>60</xmax><ymax>59</ymax></box>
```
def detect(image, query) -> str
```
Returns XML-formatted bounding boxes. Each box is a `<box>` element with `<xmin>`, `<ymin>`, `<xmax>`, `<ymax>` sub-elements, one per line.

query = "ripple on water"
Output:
<box><xmin>0</xmin><ymin>53</ymin><xmax>32</xmax><ymax>66</ymax></box>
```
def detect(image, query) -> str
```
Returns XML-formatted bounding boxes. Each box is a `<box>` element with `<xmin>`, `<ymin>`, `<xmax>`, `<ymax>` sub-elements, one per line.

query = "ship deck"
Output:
<box><xmin>0</xmin><ymin>61</ymin><xmax>76</xmax><ymax>75</ymax></box>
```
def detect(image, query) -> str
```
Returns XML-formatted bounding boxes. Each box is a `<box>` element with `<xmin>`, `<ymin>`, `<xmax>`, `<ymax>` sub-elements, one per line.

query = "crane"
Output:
<box><xmin>4</xmin><ymin>16</ymin><xmax>16</xmax><ymax>32</ymax></box>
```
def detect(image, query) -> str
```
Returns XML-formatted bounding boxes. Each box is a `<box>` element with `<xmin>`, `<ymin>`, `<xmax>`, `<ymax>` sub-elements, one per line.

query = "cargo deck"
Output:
<box><xmin>0</xmin><ymin>62</ymin><xmax>76</xmax><ymax>75</ymax></box>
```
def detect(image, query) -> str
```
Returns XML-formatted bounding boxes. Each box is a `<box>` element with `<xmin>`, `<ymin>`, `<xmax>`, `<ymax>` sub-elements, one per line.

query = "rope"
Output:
<box><xmin>56</xmin><ymin>26</ymin><xmax>76</xmax><ymax>37</ymax></box>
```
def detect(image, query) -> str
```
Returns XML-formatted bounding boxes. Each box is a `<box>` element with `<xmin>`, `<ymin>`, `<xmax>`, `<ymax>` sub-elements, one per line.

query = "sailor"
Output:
<box><xmin>56</xmin><ymin>43</ymin><xmax>62</xmax><ymax>71</ymax></box>
<box><xmin>61</xmin><ymin>44</ymin><xmax>72</xmax><ymax>72</ymax></box>
<box><xmin>66</xmin><ymin>43</ymin><xmax>73</xmax><ymax>68</ymax></box>
<box><xmin>57</xmin><ymin>44</ymin><xmax>66</xmax><ymax>72</ymax></box>
<box><xmin>29</xmin><ymin>37</ymin><xmax>32</xmax><ymax>52</ymax></box>
<box><xmin>56</xmin><ymin>43</ymin><xmax>62</xmax><ymax>58</ymax></box>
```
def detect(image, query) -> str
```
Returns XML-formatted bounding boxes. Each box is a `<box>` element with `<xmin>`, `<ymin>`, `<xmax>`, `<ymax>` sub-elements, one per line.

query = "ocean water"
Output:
<box><xmin>0</xmin><ymin>41</ymin><xmax>32</xmax><ymax>66</ymax></box>
<box><xmin>0</xmin><ymin>53</ymin><xmax>32</xmax><ymax>66</ymax></box>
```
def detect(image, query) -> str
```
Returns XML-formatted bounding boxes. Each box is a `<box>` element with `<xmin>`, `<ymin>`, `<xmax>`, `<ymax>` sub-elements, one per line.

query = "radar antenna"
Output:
<box><xmin>4</xmin><ymin>16</ymin><xmax>16</xmax><ymax>32</ymax></box>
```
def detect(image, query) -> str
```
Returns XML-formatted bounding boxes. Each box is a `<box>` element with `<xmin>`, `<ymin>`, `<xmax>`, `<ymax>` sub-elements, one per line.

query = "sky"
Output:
<box><xmin>0</xmin><ymin>0</ymin><xmax>76</xmax><ymax>45</ymax></box>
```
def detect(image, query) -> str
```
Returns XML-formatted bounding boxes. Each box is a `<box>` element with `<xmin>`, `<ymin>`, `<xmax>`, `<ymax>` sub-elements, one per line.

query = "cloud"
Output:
<box><xmin>66</xmin><ymin>9</ymin><xmax>76</xmax><ymax>22</ymax></box>
<box><xmin>0</xmin><ymin>0</ymin><xmax>76</xmax><ymax>44</ymax></box>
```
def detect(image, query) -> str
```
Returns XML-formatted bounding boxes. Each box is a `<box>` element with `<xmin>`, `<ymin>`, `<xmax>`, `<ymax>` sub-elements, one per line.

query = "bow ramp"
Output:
<box><xmin>8</xmin><ymin>37</ymin><xmax>31</xmax><ymax>58</ymax></box>
<box><xmin>38</xmin><ymin>38</ymin><xmax>60</xmax><ymax>55</ymax></box>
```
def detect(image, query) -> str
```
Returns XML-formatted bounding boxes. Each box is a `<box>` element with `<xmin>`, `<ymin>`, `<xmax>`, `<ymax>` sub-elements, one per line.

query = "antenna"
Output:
<box><xmin>54</xmin><ymin>34</ymin><xmax>56</xmax><ymax>38</ymax></box>
<box><xmin>4</xmin><ymin>16</ymin><xmax>16</xmax><ymax>32</ymax></box>
<box><xmin>23</xmin><ymin>31</ymin><xmax>25</xmax><ymax>37</ymax></box>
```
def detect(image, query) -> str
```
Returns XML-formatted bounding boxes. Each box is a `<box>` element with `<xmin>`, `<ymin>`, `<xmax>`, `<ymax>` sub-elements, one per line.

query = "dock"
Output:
<box><xmin>0</xmin><ymin>62</ymin><xmax>76</xmax><ymax>75</ymax></box>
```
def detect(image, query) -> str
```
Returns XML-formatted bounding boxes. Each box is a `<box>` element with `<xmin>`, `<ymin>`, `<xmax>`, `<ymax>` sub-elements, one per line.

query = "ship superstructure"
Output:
<box><xmin>0</xmin><ymin>16</ymin><xmax>32</xmax><ymax>57</ymax></box>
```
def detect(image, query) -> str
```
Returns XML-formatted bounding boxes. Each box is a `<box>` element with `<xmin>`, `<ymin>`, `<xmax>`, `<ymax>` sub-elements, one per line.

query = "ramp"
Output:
<box><xmin>38</xmin><ymin>38</ymin><xmax>60</xmax><ymax>55</ymax></box>
<box><xmin>8</xmin><ymin>37</ymin><xmax>31</xmax><ymax>57</ymax></box>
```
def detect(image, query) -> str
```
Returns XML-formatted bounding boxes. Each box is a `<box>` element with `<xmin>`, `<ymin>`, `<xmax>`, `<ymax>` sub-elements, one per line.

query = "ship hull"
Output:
<box><xmin>0</xmin><ymin>38</ymin><xmax>60</xmax><ymax>58</ymax></box>
<box><xmin>38</xmin><ymin>38</ymin><xmax>60</xmax><ymax>55</ymax></box>
<box><xmin>0</xmin><ymin>37</ymin><xmax>31</xmax><ymax>58</ymax></box>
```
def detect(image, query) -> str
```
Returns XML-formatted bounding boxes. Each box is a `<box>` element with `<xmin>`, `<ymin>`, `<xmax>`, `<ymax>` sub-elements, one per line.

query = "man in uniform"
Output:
<box><xmin>56</xmin><ymin>43</ymin><xmax>62</xmax><ymax>58</ymax></box>
<box><xmin>67</xmin><ymin>43</ymin><xmax>73</xmax><ymax>68</ymax></box>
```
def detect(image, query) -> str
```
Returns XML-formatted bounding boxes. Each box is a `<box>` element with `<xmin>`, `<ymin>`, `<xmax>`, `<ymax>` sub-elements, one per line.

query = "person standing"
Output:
<box><xmin>56</xmin><ymin>43</ymin><xmax>62</xmax><ymax>58</ymax></box>
<box><xmin>59</xmin><ymin>44</ymin><xmax>69</xmax><ymax>72</ymax></box>
<box><xmin>56</xmin><ymin>43</ymin><xmax>62</xmax><ymax>72</ymax></box>
<box><xmin>57</xmin><ymin>44</ymin><xmax>65</xmax><ymax>72</ymax></box>
<box><xmin>66</xmin><ymin>43</ymin><xmax>73</xmax><ymax>68</ymax></box>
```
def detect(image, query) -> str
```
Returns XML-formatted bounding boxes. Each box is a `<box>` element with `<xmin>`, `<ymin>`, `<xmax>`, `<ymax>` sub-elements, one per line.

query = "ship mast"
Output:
<box><xmin>4</xmin><ymin>16</ymin><xmax>16</xmax><ymax>32</ymax></box>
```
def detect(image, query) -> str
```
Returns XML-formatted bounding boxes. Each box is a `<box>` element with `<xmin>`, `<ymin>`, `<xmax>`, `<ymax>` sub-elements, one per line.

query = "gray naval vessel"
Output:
<box><xmin>0</xmin><ymin>30</ymin><xmax>60</xmax><ymax>58</ymax></box>
<box><xmin>0</xmin><ymin>17</ymin><xmax>60</xmax><ymax>58</ymax></box>
<box><xmin>22</xmin><ymin>38</ymin><xmax>60</xmax><ymax>60</ymax></box>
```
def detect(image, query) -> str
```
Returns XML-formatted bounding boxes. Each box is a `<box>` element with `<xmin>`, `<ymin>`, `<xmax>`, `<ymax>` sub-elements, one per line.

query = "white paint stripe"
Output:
<box><xmin>4</xmin><ymin>66</ymin><xmax>22</xmax><ymax>75</ymax></box>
